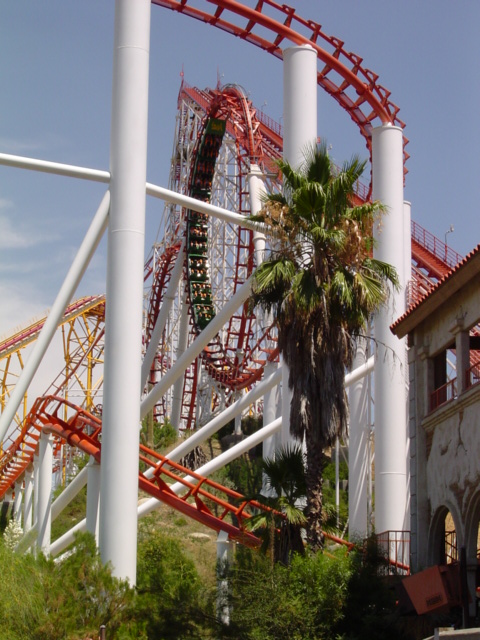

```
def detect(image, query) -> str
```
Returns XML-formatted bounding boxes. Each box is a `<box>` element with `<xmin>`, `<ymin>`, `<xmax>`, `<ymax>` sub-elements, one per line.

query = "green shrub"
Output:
<box><xmin>135</xmin><ymin>526</ymin><xmax>212</xmax><ymax>639</ymax></box>
<box><xmin>222</xmin><ymin>547</ymin><xmax>351</xmax><ymax>639</ymax></box>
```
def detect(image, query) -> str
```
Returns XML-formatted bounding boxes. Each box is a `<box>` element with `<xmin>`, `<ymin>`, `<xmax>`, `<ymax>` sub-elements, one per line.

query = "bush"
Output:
<box><xmin>0</xmin><ymin>533</ymin><xmax>139</xmax><ymax>640</ymax></box>
<box><xmin>135</xmin><ymin>525</ymin><xmax>213</xmax><ymax>639</ymax></box>
<box><xmin>222</xmin><ymin>547</ymin><xmax>351</xmax><ymax>639</ymax></box>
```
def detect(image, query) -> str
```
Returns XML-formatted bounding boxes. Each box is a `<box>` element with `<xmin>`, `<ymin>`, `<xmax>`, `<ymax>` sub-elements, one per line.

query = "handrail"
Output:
<box><xmin>411</xmin><ymin>220</ymin><xmax>463</xmax><ymax>271</ymax></box>
<box><xmin>430</xmin><ymin>378</ymin><xmax>457</xmax><ymax>412</ymax></box>
<box><xmin>465</xmin><ymin>364</ymin><xmax>480</xmax><ymax>390</ymax></box>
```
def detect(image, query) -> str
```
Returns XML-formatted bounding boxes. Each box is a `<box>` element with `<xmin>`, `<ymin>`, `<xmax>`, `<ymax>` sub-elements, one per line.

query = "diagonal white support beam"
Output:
<box><xmin>0</xmin><ymin>191</ymin><xmax>110</xmax><ymax>444</ymax></box>
<box><xmin>140</xmin><ymin>278</ymin><xmax>253</xmax><ymax>419</ymax></box>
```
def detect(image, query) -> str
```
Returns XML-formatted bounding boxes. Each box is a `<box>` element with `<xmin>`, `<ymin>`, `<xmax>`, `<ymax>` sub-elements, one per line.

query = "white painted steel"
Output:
<box><xmin>23</xmin><ymin>466</ymin><xmax>34</xmax><ymax>533</ymax></box>
<box><xmin>14</xmin><ymin>480</ymin><xmax>23</xmax><ymax>524</ymax></box>
<box><xmin>348</xmin><ymin>337</ymin><xmax>370</xmax><ymax>538</ymax></box>
<box><xmin>216</xmin><ymin>530</ymin><xmax>233</xmax><ymax>625</ymax></box>
<box><xmin>50</xmin><ymin>519</ymin><xmax>86</xmax><ymax>557</ymax></box>
<box><xmin>138</xmin><ymin>417</ymin><xmax>283</xmax><ymax>517</ymax></box>
<box><xmin>49</xmin><ymin>412</ymin><xmax>283</xmax><ymax>558</ymax></box>
<box><xmin>99</xmin><ymin>0</ymin><xmax>151</xmax><ymax>584</ymax></box>
<box><xmin>0</xmin><ymin>191</ymin><xmax>110</xmax><ymax>443</ymax></box>
<box><xmin>140</xmin><ymin>278</ymin><xmax>253</xmax><ymax>419</ymax></box>
<box><xmin>262</xmin><ymin>361</ymin><xmax>280</xmax><ymax>471</ymax></box>
<box><xmin>247</xmin><ymin>164</ymin><xmax>267</xmax><ymax>267</ymax></box>
<box><xmin>86</xmin><ymin>459</ymin><xmax>100</xmax><ymax>544</ymax></box>
<box><xmin>160</xmin><ymin>366</ymin><xmax>282</xmax><ymax>467</ymax></box>
<box><xmin>37</xmin><ymin>431</ymin><xmax>53</xmax><ymax>554</ymax></box>
<box><xmin>146</xmin><ymin>182</ymin><xmax>269</xmax><ymax>235</ymax></box>
<box><xmin>51</xmin><ymin>464</ymin><xmax>88</xmax><ymax>521</ymax></box>
<box><xmin>0</xmin><ymin>152</ymin><xmax>110</xmax><ymax>183</ymax></box>
<box><xmin>372</xmin><ymin>124</ymin><xmax>408</xmax><ymax>534</ymax></box>
<box><xmin>170</xmin><ymin>292</ymin><xmax>190</xmax><ymax>431</ymax></box>
<box><xmin>283</xmin><ymin>46</ymin><xmax>318</xmax><ymax>171</ymax></box>
<box><xmin>344</xmin><ymin>355</ymin><xmax>375</xmax><ymax>387</ymax></box>
<box><xmin>281</xmin><ymin>45</ymin><xmax>318</xmax><ymax>445</ymax></box>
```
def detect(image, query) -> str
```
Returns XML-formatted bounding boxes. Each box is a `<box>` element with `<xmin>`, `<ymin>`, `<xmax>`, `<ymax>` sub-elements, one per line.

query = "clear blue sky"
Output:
<box><xmin>1</xmin><ymin>1</ymin><xmax>479</xmax><ymax>337</ymax></box>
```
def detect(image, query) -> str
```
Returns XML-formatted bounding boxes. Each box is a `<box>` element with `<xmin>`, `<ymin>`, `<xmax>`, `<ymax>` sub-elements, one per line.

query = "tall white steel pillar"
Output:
<box><xmin>86</xmin><ymin>459</ymin><xmax>101</xmax><ymax>544</ymax></box>
<box><xmin>37</xmin><ymin>431</ymin><xmax>53</xmax><ymax>555</ymax></box>
<box><xmin>372</xmin><ymin>124</ymin><xmax>408</xmax><ymax>534</ymax></box>
<box><xmin>171</xmin><ymin>292</ymin><xmax>190</xmax><ymax>431</ymax></box>
<box><xmin>348</xmin><ymin>337</ymin><xmax>369</xmax><ymax>539</ymax></box>
<box><xmin>282</xmin><ymin>45</ymin><xmax>317</xmax><ymax>445</ymax></box>
<box><xmin>99</xmin><ymin>0</ymin><xmax>151</xmax><ymax>583</ymax></box>
<box><xmin>248</xmin><ymin>164</ymin><xmax>279</xmax><ymax>465</ymax></box>
<box><xmin>23</xmin><ymin>465</ymin><xmax>34</xmax><ymax>533</ymax></box>
<box><xmin>248</xmin><ymin>163</ymin><xmax>267</xmax><ymax>267</ymax></box>
<box><xmin>13</xmin><ymin>480</ymin><xmax>23</xmax><ymax>524</ymax></box>
<box><xmin>33</xmin><ymin>451</ymin><xmax>39</xmax><ymax>525</ymax></box>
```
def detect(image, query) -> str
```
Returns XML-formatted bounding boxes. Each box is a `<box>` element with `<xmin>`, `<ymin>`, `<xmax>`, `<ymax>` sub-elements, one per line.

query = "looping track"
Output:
<box><xmin>152</xmin><ymin>0</ymin><xmax>409</xmax><ymax>179</ymax></box>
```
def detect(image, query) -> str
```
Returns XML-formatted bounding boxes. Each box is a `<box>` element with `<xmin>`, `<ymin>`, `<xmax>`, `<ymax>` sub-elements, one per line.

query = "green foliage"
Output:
<box><xmin>218</xmin><ymin>541</ymin><xmax>411</xmax><ymax>640</ymax></box>
<box><xmin>37</xmin><ymin>533</ymin><xmax>135</xmax><ymax>640</ymax></box>
<box><xmin>0</xmin><ymin>533</ymin><xmax>136</xmax><ymax>640</ymax></box>
<box><xmin>226</xmin><ymin>455</ymin><xmax>263</xmax><ymax>499</ymax></box>
<box><xmin>246</xmin><ymin>445</ymin><xmax>307</xmax><ymax>564</ymax></box>
<box><xmin>0</xmin><ymin>539</ymin><xmax>46</xmax><ymax>639</ymax></box>
<box><xmin>135</xmin><ymin>525</ymin><xmax>213</xmax><ymax>639</ymax></box>
<box><xmin>222</xmin><ymin>548</ymin><xmax>351</xmax><ymax>640</ymax></box>
<box><xmin>141</xmin><ymin>417</ymin><xmax>177</xmax><ymax>451</ymax></box>
<box><xmin>334</xmin><ymin>538</ymin><xmax>414</xmax><ymax>640</ymax></box>
<box><xmin>51</xmin><ymin>485</ymin><xmax>87</xmax><ymax>542</ymax></box>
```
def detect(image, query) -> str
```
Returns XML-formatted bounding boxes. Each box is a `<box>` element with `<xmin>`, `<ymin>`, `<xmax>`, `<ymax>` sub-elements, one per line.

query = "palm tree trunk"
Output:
<box><xmin>305</xmin><ymin>438</ymin><xmax>325</xmax><ymax>552</ymax></box>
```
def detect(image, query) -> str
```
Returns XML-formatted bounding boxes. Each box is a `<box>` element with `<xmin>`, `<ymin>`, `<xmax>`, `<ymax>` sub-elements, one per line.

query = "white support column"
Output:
<box><xmin>33</xmin><ymin>451</ymin><xmax>39</xmax><ymax>526</ymax></box>
<box><xmin>86</xmin><ymin>458</ymin><xmax>101</xmax><ymax>544</ymax></box>
<box><xmin>262</xmin><ymin>361</ymin><xmax>280</xmax><ymax>485</ymax></box>
<box><xmin>14</xmin><ymin>480</ymin><xmax>23</xmax><ymax>524</ymax></box>
<box><xmin>283</xmin><ymin>45</ymin><xmax>318</xmax><ymax>170</ymax></box>
<box><xmin>282</xmin><ymin>45</ymin><xmax>317</xmax><ymax>446</ymax></box>
<box><xmin>247</xmin><ymin>164</ymin><xmax>280</xmax><ymax>469</ymax></box>
<box><xmin>216</xmin><ymin>530</ymin><xmax>233</xmax><ymax>625</ymax></box>
<box><xmin>372</xmin><ymin>124</ymin><xmax>408</xmax><ymax>534</ymax></box>
<box><xmin>170</xmin><ymin>291</ymin><xmax>190</xmax><ymax>431</ymax></box>
<box><xmin>99</xmin><ymin>0</ymin><xmax>151</xmax><ymax>584</ymax></box>
<box><xmin>37</xmin><ymin>431</ymin><xmax>53</xmax><ymax>555</ymax></box>
<box><xmin>0</xmin><ymin>191</ymin><xmax>109</xmax><ymax>444</ymax></box>
<box><xmin>403</xmin><ymin>201</ymin><xmax>412</xmax><ymax>294</ymax></box>
<box><xmin>23</xmin><ymin>465</ymin><xmax>34</xmax><ymax>533</ymax></box>
<box><xmin>247</xmin><ymin>163</ymin><xmax>267</xmax><ymax>267</ymax></box>
<box><xmin>348</xmin><ymin>337</ymin><xmax>369</xmax><ymax>539</ymax></box>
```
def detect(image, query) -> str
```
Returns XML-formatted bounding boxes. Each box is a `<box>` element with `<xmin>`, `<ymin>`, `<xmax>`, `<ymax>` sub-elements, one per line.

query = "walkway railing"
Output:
<box><xmin>430</xmin><ymin>378</ymin><xmax>457</xmax><ymax>412</ymax></box>
<box><xmin>411</xmin><ymin>220</ymin><xmax>463</xmax><ymax>271</ymax></box>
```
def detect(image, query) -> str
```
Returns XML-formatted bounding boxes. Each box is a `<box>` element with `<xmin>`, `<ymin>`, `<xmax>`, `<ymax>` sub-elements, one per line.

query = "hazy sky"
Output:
<box><xmin>1</xmin><ymin>1</ymin><xmax>479</xmax><ymax>337</ymax></box>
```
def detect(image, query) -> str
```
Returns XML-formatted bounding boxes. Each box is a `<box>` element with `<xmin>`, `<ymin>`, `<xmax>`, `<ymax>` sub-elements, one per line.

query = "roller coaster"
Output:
<box><xmin>0</xmin><ymin>1</ymin><xmax>464</xmax><ymax>575</ymax></box>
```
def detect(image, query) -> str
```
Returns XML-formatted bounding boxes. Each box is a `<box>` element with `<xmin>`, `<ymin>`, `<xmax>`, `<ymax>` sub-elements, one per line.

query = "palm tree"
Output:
<box><xmin>249</xmin><ymin>142</ymin><xmax>398</xmax><ymax>551</ymax></box>
<box><xmin>246</xmin><ymin>444</ymin><xmax>307</xmax><ymax>565</ymax></box>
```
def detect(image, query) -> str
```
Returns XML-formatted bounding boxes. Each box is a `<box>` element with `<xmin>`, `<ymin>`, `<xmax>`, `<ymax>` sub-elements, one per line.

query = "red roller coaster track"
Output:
<box><xmin>0</xmin><ymin>2</ymin><xmax>461</xmax><ymax>558</ymax></box>
<box><xmin>152</xmin><ymin>0</ymin><xmax>409</xmax><ymax>182</ymax></box>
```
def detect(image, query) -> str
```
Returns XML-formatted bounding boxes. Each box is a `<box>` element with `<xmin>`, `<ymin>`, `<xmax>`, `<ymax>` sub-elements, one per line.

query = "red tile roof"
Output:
<box><xmin>391</xmin><ymin>243</ymin><xmax>480</xmax><ymax>338</ymax></box>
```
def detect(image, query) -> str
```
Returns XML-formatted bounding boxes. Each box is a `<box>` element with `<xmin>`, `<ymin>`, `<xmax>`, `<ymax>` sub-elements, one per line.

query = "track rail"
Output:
<box><xmin>152</xmin><ymin>0</ymin><xmax>409</xmax><ymax>182</ymax></box>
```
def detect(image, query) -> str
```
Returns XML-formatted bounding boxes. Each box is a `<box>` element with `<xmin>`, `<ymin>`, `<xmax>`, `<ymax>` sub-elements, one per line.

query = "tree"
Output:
<box><xmin>246</xmin><ymin>444</ymin><xmax>307</xmax><ymax>565</ymax></box>
<box><xmin>249</xmin><ymin>143</ymin><xmax>398</xmax><ymax>550</ymax></box>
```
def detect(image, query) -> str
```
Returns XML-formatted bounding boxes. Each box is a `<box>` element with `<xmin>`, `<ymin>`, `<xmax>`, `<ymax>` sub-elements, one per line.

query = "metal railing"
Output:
<box><xmin>465</xmin><ymin>363</ymin><xmax>480</xmax><ymax>390</ymax></box>
<box><xmin>375</xmin><ymin>530</ymin><xmax>411</xmax><ymax>575</ymax></box>
<box><xmin>411</xmin><ymin>220</ymin><xmax>463</xmax><ymax>271</ymax></box>
<box><xmin>430</xmin><ymin>378</ymin><xmax>457</xmax><ymax>412</ymax></box>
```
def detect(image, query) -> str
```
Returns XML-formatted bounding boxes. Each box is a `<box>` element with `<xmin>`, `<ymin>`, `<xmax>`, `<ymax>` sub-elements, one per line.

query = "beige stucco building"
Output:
<box><xmin>392</xmin><ymin>245</ymin><xmax>480</xmax><ymax>614</ymax></box>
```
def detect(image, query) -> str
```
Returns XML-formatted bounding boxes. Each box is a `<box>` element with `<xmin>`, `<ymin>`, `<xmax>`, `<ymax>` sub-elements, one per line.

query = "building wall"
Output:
<box><xmin>408</xmin><ymin>275</ymin><xmax>480</xmax><ymax>613</ymax></box>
